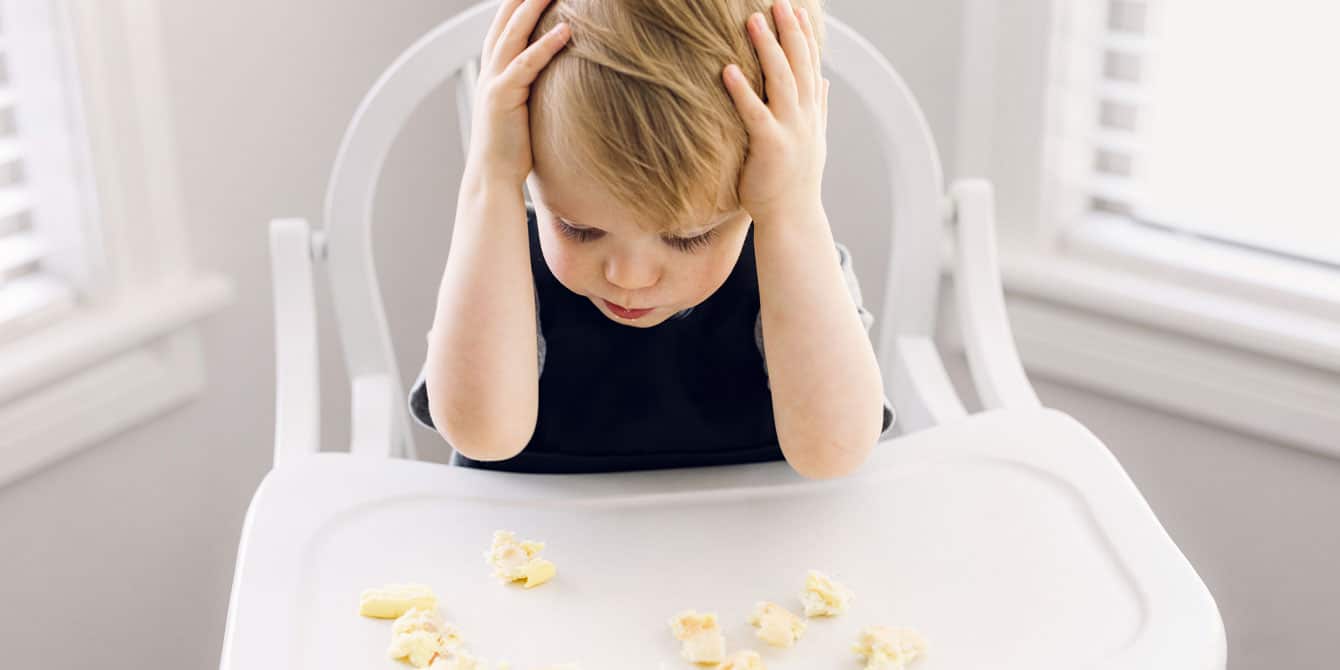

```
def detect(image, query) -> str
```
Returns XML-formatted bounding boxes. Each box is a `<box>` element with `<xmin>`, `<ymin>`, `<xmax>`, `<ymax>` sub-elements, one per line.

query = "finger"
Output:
<box><xmin>799</xmin><ymin>7</ymin><xmax>822</xmax><ymax>97</ymax></box>
<box><xmin>499</xmin><ymin>22</ymin><xmax>571</xmax><ymax>86</ymax></box>
<box><xmin>483</xmin><ymin>0</ymin><xmax>528</xmax><ymax>61</ymax></box>
<box><xmin>747</xmin><ymin>11</ymin><xmax>797</xmax><ymax>111</ymax></box>
<box><xmin>723</xmin><ymin>64</ymin><xmax>773</xmax><ymax>130</ymax></box>
<box><xmin>492</xmin><ymin>0</ymin><xmax>556</xmax><ymax>72</ymax></box>
<box><xmin>772</xmin><ymin>0</ymin><xmax>814</xmax><ymax>101</ymax></box>
<box><xmin>792</xmin><ymin>6</ymin><xmax>819</xmax><ymax>104</ymax></box>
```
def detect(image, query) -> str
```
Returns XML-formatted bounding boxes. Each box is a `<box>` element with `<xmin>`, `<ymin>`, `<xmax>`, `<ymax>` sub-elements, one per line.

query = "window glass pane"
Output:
<box><xmin>1134</xmin><ymin>1</ymin><xmax>1340</xmax><ymax>265</ymax></box>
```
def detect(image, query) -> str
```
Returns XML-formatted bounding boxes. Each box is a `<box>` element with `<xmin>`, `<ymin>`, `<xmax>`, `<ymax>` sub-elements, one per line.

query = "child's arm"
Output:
<box><xmin>751</xmin><ymin>243</ymin><xmax>895</xmax><ymax>443</ymax></box>
<box><xmin>724</xmin><ymin>1</ymin><xmax>884</xmax><ymax>478</ymax></box>
<box><xmin>423</xmin><ymin>0</ymin><xmax>571</xmax><ymax>460</ymax></box>
<box><xmin>753</xmin><ymin>207</ymin><xmax>885</xmax><ymax>479</ymax></box>
<box><xmin>425</xmin><ymin>179</ymin><xmax>537</xmax><ymax>460</ymax></box>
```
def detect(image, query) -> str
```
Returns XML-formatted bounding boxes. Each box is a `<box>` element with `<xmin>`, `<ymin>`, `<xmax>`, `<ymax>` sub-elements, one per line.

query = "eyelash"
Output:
<box><xmin>554</xmin><ymin>219</ymin><xmax>719</xmax><ymax>253</ymax></box>
<box><xmin>555</xmin><ymin>219</ymin><xmax>603</xmax><ymax>243</ymax></box>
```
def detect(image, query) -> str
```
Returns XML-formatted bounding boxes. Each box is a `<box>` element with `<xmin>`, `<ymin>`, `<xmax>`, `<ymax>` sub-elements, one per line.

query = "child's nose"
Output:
<box><xmin>604</xmin><ymin>252</ymin><xmax>661</xmax><ymax>291</ymax></box>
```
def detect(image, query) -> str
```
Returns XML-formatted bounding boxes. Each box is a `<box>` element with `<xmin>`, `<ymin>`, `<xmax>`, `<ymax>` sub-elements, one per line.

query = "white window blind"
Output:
<box><xmin>0</xmin><ymin>0</ymin><xmax>97</xmax><ymax>341</ymax></box>
<box><xmin>1052</xmin><ymin>0</ymin><xmax>1340</xmax><ymax>267</ymax></box>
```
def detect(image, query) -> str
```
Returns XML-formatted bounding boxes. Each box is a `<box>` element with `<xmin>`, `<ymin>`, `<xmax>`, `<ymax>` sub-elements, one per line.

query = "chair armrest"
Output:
<box><xmin>350</xmin><ymin>373</ymin><xmax>396</xmax><ymax>459</ymax></box>
<box><xmin>269</xmin><ymin>218</ymin><xmax>322</xmax><ymax>466</ymax></box>
<box><xmin>950</xmin><ymin>179</ymin><xmax>1042</xmax><ymax>410</ymax></box>
<box><xmin>889</xmin><ymin>335</ymin><xmax>969</xmax><ymax>434</ymax></box>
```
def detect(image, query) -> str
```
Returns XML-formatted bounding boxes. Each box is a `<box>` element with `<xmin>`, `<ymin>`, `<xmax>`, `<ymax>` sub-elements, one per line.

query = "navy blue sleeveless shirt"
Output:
<box><xmin>410</xmin><ymin>208</ymin><xmax>784</xmax><ymax>474</ymax></box>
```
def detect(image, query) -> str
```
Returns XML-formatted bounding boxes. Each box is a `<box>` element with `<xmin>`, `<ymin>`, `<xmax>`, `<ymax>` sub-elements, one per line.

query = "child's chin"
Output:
<box><xmin>617</xmin><ymin>315</ymin><xmax>669</xmax><ymax>328</ymax></box>
<box><xmin>591</xmin><ymin>300</ymin><xmax>672</xmax><ymax>328</ymax></box>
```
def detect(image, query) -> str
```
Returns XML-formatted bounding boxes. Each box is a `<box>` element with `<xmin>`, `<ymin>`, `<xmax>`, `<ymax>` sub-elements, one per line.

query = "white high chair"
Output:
<box><xmin>221</xmin><ymin>3</ymin><xmax>1226</xmax><ymax>668</ymax></box>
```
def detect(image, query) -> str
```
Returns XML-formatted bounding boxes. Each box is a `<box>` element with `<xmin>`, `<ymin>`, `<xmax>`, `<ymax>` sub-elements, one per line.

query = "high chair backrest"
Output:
<box><xmin>319</xmin><ymin>1</ymin><xmax>956</xmax><ymax>460</ymax></box>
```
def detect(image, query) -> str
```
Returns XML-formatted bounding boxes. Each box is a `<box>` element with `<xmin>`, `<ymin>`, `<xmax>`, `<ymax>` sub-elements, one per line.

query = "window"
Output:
<box><xmin>954</xmin><ymin>0</ymin><xmax>1340</xmax><ymax>456</ymax></box>
<box><xmin>0</xmin><ymin>0</ymin><xmax>97</xmax><ymax>340</ymax></box>
<box><xmin>0</xmin><ymin>1</ymin><xmax>232</xmax><ymax>488</ymax></box>
<box><xmin>1055</xmin><ymin>0</ymin><xmax>1340</xmax><ymax>267</ymax></box>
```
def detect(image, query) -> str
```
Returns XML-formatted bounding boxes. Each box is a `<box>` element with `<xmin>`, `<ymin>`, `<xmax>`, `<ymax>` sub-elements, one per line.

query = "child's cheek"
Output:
<box><xmin>538</xmin><ymin>236</ymin><xmax>586</xmax><ymax>292</ymax></box>
<box><xmin>703</xmin><ymin>254</ymin><xmax>737</xmax><ymax>294</ymax></box>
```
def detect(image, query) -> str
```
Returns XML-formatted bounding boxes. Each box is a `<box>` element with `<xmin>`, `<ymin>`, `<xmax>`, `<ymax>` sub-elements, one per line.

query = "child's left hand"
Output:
<box><xmin>723</xmin><ymin>0</ymin><xmax>828</xmax><ymax>224</ymax></box>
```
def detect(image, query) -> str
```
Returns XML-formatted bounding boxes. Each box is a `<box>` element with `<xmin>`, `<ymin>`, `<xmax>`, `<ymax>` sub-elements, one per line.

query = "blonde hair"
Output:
<box><xmin>529</xmin><ymin>0</ymin><xmax>826</xmax><ymax>233</ymax></box>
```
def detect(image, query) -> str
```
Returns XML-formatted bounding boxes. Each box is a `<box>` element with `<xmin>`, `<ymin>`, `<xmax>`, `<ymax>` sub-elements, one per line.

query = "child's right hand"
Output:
<box><xmin>465</xmin><ymin>0</ymin><xmax>571</xmax><ymax>187</ymax></box>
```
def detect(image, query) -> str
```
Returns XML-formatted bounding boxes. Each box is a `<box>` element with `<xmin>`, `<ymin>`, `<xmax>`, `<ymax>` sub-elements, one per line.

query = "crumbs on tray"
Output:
<box><xmin>360</xmin><ymin>534</ymin><xmax>925</xmax><ymax>669</ymax></box>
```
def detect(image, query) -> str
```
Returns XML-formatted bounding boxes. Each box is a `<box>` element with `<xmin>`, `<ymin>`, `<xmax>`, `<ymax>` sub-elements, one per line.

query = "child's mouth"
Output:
<box><xmin>603</xmin><ymin>300</ymin><xmax>654</xmax><ymax>320</ymax></box>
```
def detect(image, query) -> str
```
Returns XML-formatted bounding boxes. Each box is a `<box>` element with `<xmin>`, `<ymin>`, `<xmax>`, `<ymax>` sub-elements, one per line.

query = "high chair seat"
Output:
<box><xmin>221</xmin><ymin>408</ymin><xmax>1223</xmax><ymax>669</ymax></box>
<box><xmin>227</xmin><ymin>2</ymin><xmax>1225</xmax><ymax>667</ymax></box>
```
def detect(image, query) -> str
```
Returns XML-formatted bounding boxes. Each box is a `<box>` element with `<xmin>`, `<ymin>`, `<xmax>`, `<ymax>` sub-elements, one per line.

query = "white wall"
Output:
<box><xmin>0</xmin><ymin>1</ymin><xmax>1334</xmax><ymax>668</ymax></box>
<box><xmin>0</xmin><ymin>2</ymin><xmax>472</xmax><ymax>665</ymax></box>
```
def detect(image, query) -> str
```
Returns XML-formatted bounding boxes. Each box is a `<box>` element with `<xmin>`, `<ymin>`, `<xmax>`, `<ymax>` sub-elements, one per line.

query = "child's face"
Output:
<box><xmin>525</xmin><ymin>161</ymin><xmax>753</xmax><ymax>328</ymax></box>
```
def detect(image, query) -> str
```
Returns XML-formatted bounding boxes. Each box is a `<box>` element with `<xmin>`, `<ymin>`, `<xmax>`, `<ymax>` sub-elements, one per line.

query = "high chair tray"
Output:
<box><xmin>220</xmin><ymin>409</ymin><xmax>1224</xmax><ymax>669</ymax></box>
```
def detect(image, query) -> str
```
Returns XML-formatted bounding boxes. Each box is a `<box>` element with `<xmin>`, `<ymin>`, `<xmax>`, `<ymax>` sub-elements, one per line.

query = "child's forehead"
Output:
<box><xmin>527</xmin><ymin>102</ymin><xmax>742</xmax><ymax>234</ymax></box>
<box><xmin>531</xmin><ymin>166</ymin><xmax>736</xmax><ymax>235</ymax></box>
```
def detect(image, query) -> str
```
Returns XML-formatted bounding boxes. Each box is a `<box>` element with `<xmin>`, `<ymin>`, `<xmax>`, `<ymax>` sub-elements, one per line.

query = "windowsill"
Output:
<box><xmin>980</xmin><ymin>220</ymin><xmax>1340</xmax><ymax>460</ymax></box>
<box><xmin>0</xmin><ymin>274</ymin><xmax>234</xmax><ymax>487</ymax></box>
<box><xmin>1063</xmin><ymin>214</ymin><xmax>1340</xmax><ymax>325</ymax></box>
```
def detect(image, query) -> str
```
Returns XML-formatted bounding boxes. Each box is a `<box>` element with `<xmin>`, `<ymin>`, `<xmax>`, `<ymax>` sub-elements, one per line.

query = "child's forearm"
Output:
<box><xmin>424</xmin><ymin>171</ymin><xmax>539</xmax><ymax>461</ymax></box>
<box><xmin>753</xmin><ymin>205</ymin><xmax>885</xmax><ymax>479</ymax></box>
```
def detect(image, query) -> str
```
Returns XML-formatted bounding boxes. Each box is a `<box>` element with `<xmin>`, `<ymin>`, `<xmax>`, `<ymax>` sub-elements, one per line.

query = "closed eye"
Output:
<box><xmin>663</xmin><ymin>228</ymin><xmax>719</xmax><ymax>253</ymax></box>
<box><xmin>555</xmin><ymin>218</ymin><xmax>604</xmax><ymax>242</ymax></box>
<box><xmin>556</xmin><ymin>216</ymin><xmax>719</xmax><ymax>252</ymax></box>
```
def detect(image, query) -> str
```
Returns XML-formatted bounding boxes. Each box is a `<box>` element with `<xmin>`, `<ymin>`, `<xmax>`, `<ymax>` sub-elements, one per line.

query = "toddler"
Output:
<box><xmin>410</xmin><ymin>0</ymin><xmax>893</xmax><ymax>477</ymax></box>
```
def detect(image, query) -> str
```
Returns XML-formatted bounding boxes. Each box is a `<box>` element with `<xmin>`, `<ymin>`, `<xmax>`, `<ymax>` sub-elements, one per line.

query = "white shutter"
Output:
<box><xmin>0</xmin><ymin>1</ymin><xmax>90</xmax><ymax>340</ymax></box>
<box><xmin>1048</xmin><ymin>0</ymin><xmax>1163</xmax><ymax>225</ymax></box>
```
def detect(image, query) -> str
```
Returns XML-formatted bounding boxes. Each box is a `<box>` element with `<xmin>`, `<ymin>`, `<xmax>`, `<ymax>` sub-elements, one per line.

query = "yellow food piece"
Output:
<box><xmin>748</xmin><ymin>602</ymin><xmax>806</xmax><ymax>648</ymax></box>
<box><xmin>392</xmin><ymin>607</ymin><xmax>459</xmax><ymax>640</ymax></box>
<box><xmin>798</xmin><ymin>570</ymin><xmax>854</xmax><ymax>618</ymax></box>
<box><xmin>360</xmin><ymin>583</ymin><xmax>439</xmax><ymax>619</ymax></box>
<box><xmin>485</xmin><ymin>530</ymin><xmax>544</xmax><ymax>579</ymax></box>
<box><xmin>389</xmin><ymin>631</ymin><xmax>451</xmax><ymax>668</ymax></box>
<box><xmin>669</xmin><ymin>611</ymin><xmax>726</xmax><ymax>665</ymax></box>
<box><xmin>852</xmin><ymin>626</ymin><xmax>928</xmax><ymax>670</ymax></box>
<box><xmin>717</xmin><ymin>650</ymin><xmax>766</xmax><ymax>670</ymax></box>
<box><xmin>520</xmin><ymin>558</ymin><xmax>557</xmax><ymax>589</ymax></box>
<box><xmin>669</xmin><ymin>610</ymin><xmax>719</xmax><ymax>639</ymax></box>
<box><xmin>485</xmin><ymin>531</ymin><xmax>555</xmax><ymax>588</ymax></box>
<box><xmin>388</xmin><ymin>607</ymin><xmax>463</xmax><ymax>668</ymax></box>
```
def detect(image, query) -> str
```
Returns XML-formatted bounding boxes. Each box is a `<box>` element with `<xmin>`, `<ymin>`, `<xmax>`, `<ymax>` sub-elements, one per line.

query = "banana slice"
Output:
<box><xmin>359</xmin><ymin>584</ymin><xmax>439</xmax><ymax>619</ymax></box>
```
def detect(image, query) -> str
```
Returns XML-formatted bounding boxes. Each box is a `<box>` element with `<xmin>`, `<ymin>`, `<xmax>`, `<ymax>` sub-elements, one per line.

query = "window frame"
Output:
<box><xmin>0</xmin><ymin>0</ymin><xmax>233</xmax><ymax>487</ymax></box>
<box><xmin>952</xmin><ymin>0</ymin><xmax>1340</xmax><ymax>457</ymax></box>
<box><xmin>0</xmin><ymin>0</ymin><xmax>91</xmax><ymax>340</ymax></box>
